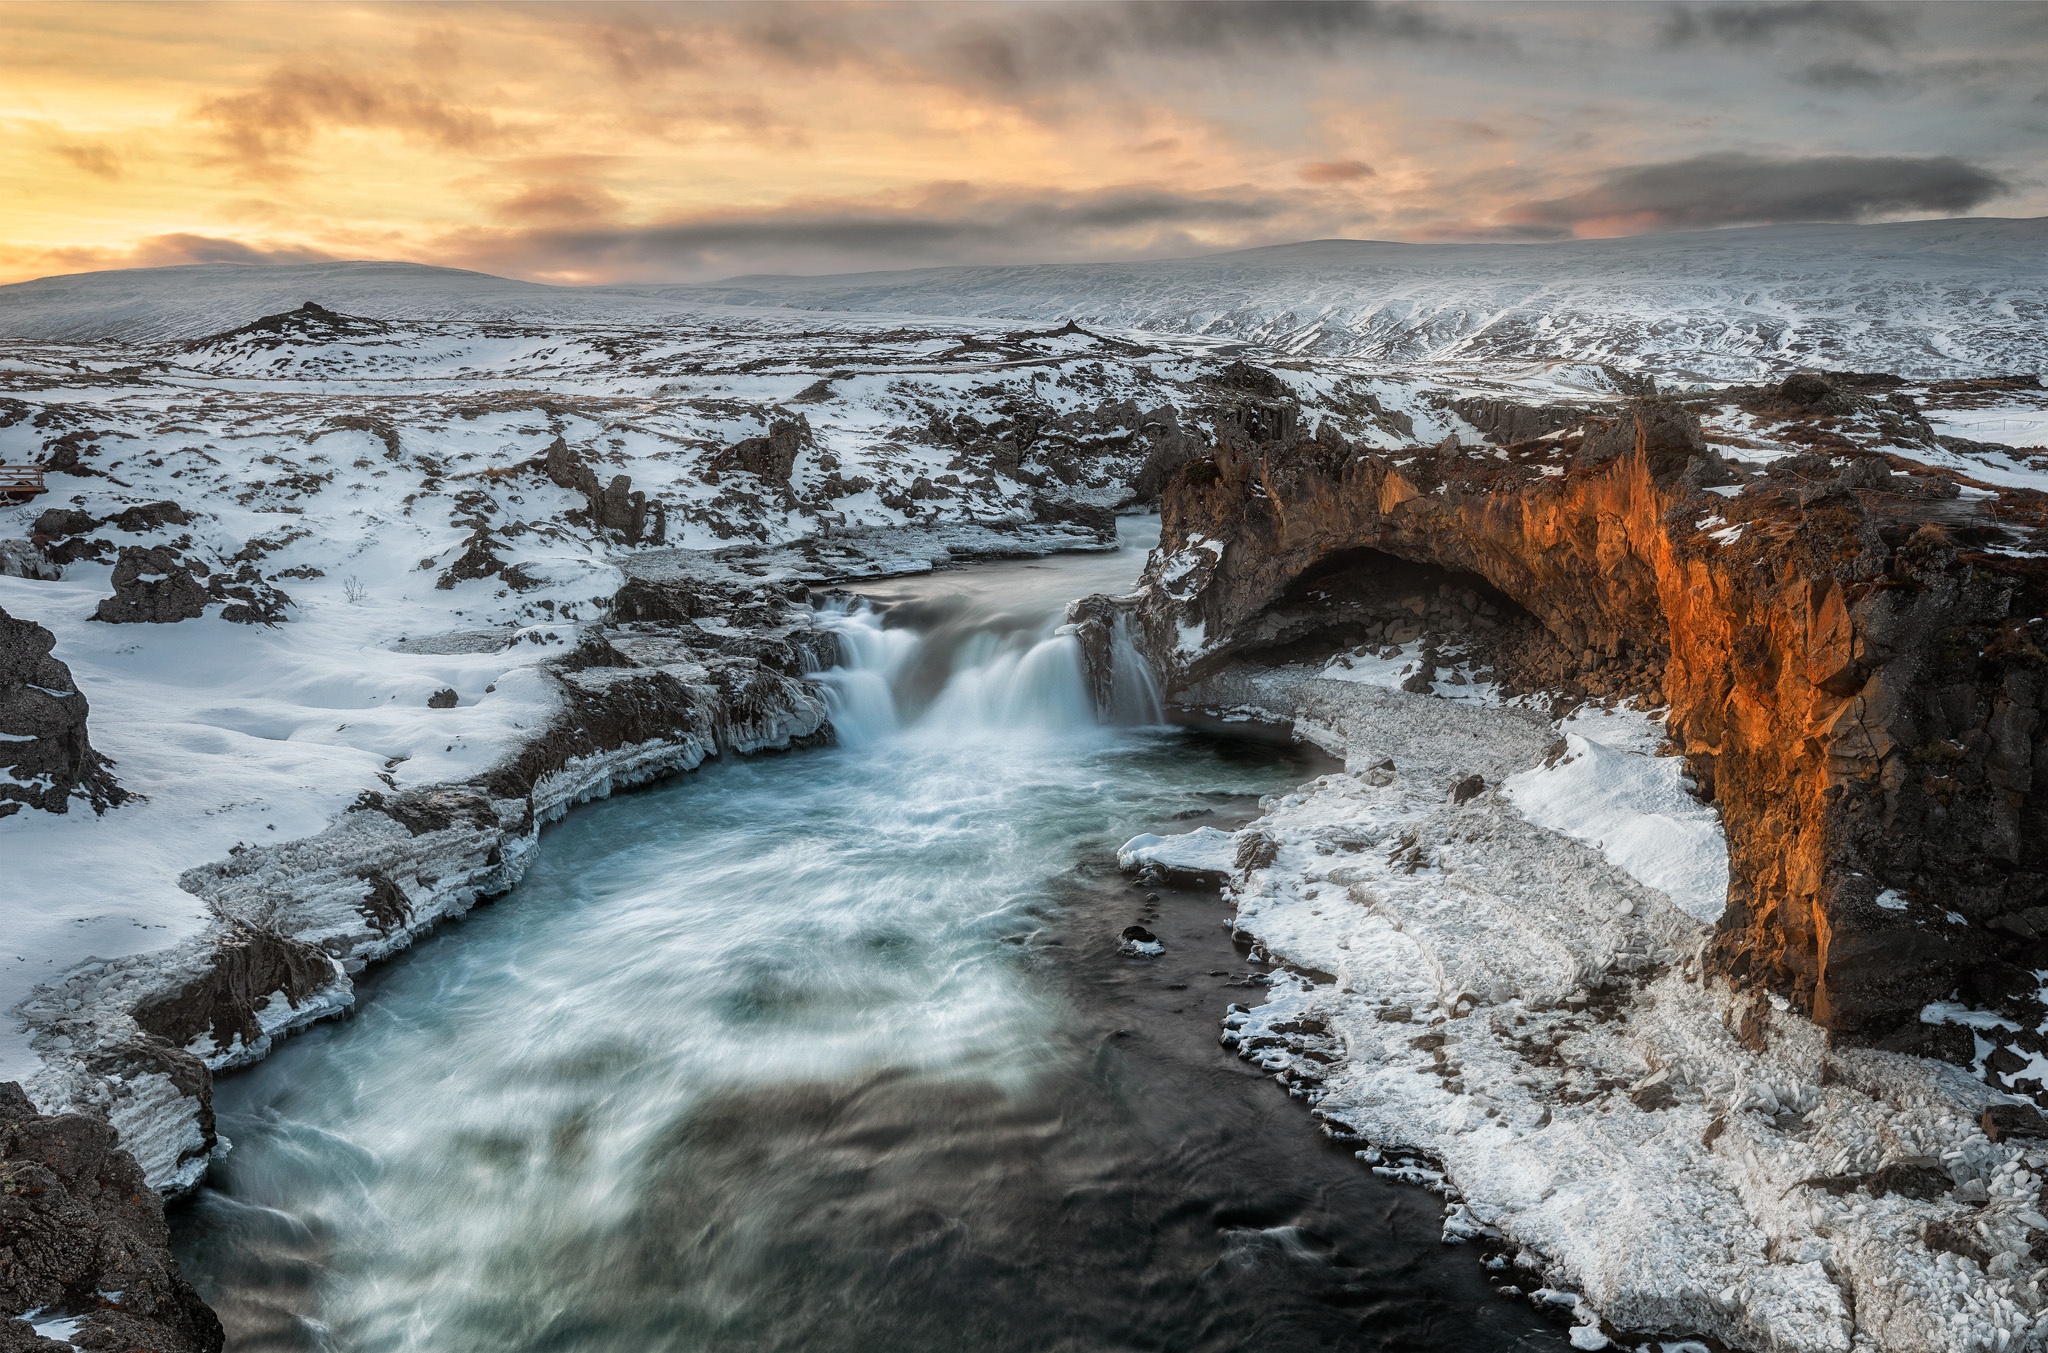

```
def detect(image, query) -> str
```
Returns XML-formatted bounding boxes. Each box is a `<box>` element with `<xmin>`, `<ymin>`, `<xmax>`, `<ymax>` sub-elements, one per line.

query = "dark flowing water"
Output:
<box><xmin>172</xmin><ymin>522</ymin><xmax>1566</xmax><ymax>1353</ymax></box>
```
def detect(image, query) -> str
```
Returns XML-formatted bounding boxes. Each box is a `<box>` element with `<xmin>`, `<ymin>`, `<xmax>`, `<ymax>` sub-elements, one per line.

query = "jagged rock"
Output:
<box><xmin>1127</xmin><ymin>405</ymin><xmax>1204</xmax><ymax>502</ymax></box>
<box><xmin>92</xmin><ymin>546</ymin><xmax>209</xmax><ymax>624</ymax></box>
<box><xmin>427</xmin><ymin>687</ymin><xmax>458</xmax><ymax>709</ymax></box>
<box><xmin>0</xmin><ymin>540</ymin><xmax>58</xmax><ymax>580</ymax></box>
<box><xmin>129</xmin><ymin>922</ymin><xmax>339</xmax><ymax>1062</ymax></box>
<box><xmin>1451</xmin><ymin>397</ymin><xmax>1595</xmax><ymax>446</ymax></box>
<box><xmin>717</xmin><ymin>416</ymin><xmax>813</xmax><ymax>486</ymax></box>
<box><xmin>1137</xmin><ymin>406</ymin><xmax>2048</xmax><ymax>1049</ymax></box>
<box><xmin>543</xmin><ymin>438</ymin><xmax>666</xmax><ymax>544</ymax></box>
<box><xmin>1063</xmin><ymin>594</ymin><xmax>1120</xmax><ymax>713</ymax></box>
<box><xmin>1210</xmin><ymin>361</ymin><xmax>1290</xmax><ymax>401</ymax></box>
<box><xmin>0</xmin><ymin>604</ymin><xmax>122</xmax><ymax>817</ymax></box>
<box><xmin>0</xmin><ymin>1082</ymin><xmax>223</xmax><ymax>1353</ymax></box>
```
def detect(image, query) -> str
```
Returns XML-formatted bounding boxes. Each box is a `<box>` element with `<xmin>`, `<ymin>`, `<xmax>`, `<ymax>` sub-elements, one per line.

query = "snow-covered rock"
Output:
<box><xmin>1186</xmin><ymin>663</ymin><xmax>2044</xmax><ymax>1352</ymax></box>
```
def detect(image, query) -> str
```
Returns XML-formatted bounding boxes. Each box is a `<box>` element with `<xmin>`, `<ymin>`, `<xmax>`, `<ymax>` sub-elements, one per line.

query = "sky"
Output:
<box><xmin>2</xmin><ymin>0</ymin><xmax>2044</xmax><ymax>286</ymax></box>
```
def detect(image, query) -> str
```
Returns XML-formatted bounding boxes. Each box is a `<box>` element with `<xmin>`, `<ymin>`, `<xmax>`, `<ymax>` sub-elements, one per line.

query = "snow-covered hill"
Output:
<box><xmin>664</xmin><ymin>218</ymin><xmax>2048</xmax><ymax>381</ymax></box>
<box><xmin>4</xmin><ymin>218</ymin><xmax>2037</xmax><ymax>381</ymax></box>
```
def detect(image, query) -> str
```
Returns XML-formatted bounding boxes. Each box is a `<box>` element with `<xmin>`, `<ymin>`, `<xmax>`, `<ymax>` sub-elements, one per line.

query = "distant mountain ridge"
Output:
<box><xmin>2</xmin><ymin>217</ymin><xmax>2042</xmax><ymax>379</ymax></box>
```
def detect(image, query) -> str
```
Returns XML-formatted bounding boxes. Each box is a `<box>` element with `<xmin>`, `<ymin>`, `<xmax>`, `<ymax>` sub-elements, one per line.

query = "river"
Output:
<box><xmin>171</xmin><ymin>520</ymin><xmax>1565</xmax><ymax>1353</ymax></box>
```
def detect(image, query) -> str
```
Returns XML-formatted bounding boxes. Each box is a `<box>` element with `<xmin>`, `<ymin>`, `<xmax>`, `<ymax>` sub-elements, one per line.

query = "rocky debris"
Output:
<box><xmin>0</xmin><ymin>540</ymin><xmax>58</xmax><ymax>581</ymax></box>
<box><xmin>92</xmin><ymin>547</ymin><xmax>209</xmax><ymax>625</ymax></box>
<box><xmin>202</xmin><ymin>562</ymin><xmax>291</xmax><ymax>625</ymax></box>
<box><xmin>543</xmin><ymin>437</ymin><xmax>666</xmax><ymax>544</ymax></box>
<box><xmin>1136</xmin><ymin>391</ymin><xmax>2048</xmax><ymax>1057</ymax></box>
<box><xmin>0</xmin><ymin>1082</ymin><xmax>223</xmax><ymax>1353</ymax></box>
<box><xmin>427</xmin><ymin>687</ymin><xmax>459</xmax><ymax>709</ymax></box>
<box><xmin>0</xmin><ymin>604</ymin><xmax>122</xmax><ymax>817</ymax></box>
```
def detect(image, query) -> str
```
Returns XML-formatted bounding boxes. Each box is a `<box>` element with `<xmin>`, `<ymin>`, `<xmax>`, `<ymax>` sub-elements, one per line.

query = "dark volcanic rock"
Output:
<box><xmin>1136</xmin><ymin>393</ymin><xmax>2048</xmax><ymax>1055</ymax></box>
<box><xmin>104</xmin><ymin>501</ymin><xmax>191</xmax><ymax>534</ymax></box>
<box><xmin>0</xmin><ymin>604</ymin><xmax>122</xmax><ymax>817</ymax></box>
<box><xmin>716</xmin><ymin>416</ymin><xmax>813</xmax><ymax>487</ymax></box>
<box><xmin>543</xmin><ymin>438</ymin><xmax>666</xmax><ymax>544</ymax></box>
<box><xmin>93</xmin><ymin>547</ymin><xmax>209</xmax><ymax>624</ymax></box>
<box><xmin>0</xmin><ymin>1082</ymin><xmax>223</xmax><ymax>1353</ymax></box>
<box><xmin>183</xmin><ymin>300</ymin><xmax>389</xmax><ymax>352</ymax></box>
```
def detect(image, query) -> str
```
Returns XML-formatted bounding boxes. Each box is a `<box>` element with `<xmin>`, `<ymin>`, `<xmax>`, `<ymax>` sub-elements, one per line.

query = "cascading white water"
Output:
<box><xmin>814</xmin><ymin>600</ymin><xmax>1158</xmax><ymax>744</ymax></box>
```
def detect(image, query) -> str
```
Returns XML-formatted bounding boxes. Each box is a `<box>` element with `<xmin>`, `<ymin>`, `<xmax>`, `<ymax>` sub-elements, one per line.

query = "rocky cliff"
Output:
<box><xmin>1133</xmin><ymin>378</ymin><xmax>2048</xmax><ymax>1060</ymax></box>
<box><xmin>0</xmin><ymin>605</ymin><xmax>121</xmax><ymax>818</ymax></box>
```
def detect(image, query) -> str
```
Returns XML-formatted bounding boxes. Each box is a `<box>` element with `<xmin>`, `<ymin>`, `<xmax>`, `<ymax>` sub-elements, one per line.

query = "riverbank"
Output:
<box><xmin>1153</xmin><ymin>662</ymin><xmax>2044</xmax><ymax>1353</ymax></box>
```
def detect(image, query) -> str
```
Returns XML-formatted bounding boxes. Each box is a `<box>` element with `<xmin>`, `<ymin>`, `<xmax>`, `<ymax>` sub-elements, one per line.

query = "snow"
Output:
<box><xmin>1179</xmin><ymin>663</ymin><xmax>2032</xmax><ymax>1352</ymax></box>
<box><xmin>1316</xmin><ymin>640</ymin><xmax>1500</xmax><ymax>704</ymax></box>
<box><xmin>1928</xmin><ymin>408</ymin><xmax>2048</xmax><ymax>449</ymax></box>
<box><xmin>1504</xmin><ymin>706</ymin><xmax>1730</xmax><ymax>925</ymax></box>
<box><xmin>1117</xmin><ymin>826</ymin><xmax>1237</xmax><ymax>881</ymax></box>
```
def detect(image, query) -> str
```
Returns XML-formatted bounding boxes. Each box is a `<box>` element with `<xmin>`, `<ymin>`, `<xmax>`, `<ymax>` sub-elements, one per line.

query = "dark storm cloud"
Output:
<box><xmin>1797</xmin><ymin>60</ymin><xmax>1896</xmax><ymax>91</ymax></box>
<box><xmin>452</xmin><ymin>184</ymin><xmax>1298</xmax><ymax>278</ymax></box>
<box><xmin>1508</xmin><ymin>153</ymin><xmax>2009</xmax><ymax>232</ymax></box>
<box><xmin>1661</xmin><ymin>2</ymin><xmax>1912</xmax><ymax>48</ymax></box>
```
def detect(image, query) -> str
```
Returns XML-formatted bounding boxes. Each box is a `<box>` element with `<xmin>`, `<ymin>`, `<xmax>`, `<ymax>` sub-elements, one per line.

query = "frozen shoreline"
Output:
<box><xmin>1153</xmin><ymin>664</ymin><xmax>2045</xmax><ymax>1353</ymax></box>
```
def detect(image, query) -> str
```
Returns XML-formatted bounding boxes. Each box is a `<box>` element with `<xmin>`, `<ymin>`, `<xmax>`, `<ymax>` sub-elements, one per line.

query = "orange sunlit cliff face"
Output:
<box><xmin>2</xmin><ymin>0</ymin><xmax>2042</xmax><ymax>285</ymax></box>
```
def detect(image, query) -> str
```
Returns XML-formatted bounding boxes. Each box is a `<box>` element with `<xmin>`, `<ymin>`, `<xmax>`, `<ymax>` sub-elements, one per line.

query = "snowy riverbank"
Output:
<box><xmin>1144</xmin><ymin>665</ymin><xmax>2045</xmax><ymax>1353</ymax></box>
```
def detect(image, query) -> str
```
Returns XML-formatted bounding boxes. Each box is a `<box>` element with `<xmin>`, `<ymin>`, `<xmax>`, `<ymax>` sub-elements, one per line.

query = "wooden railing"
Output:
<box><xmin>0</xmin><ymin>465</ymin><xmax>47</xmax><ymax>503</ymax></box>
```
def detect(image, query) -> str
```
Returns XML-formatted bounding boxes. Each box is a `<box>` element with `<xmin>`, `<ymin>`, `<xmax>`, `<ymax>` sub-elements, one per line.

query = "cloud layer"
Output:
<box><xmin>1509</xmin><ymin>153</ymin><xmax>2011</xmax><ymax>236</ymax></box>
<box><xmin>0</xmin><ymin>0</ymin><xmax>2041</xmax><ymax>285</ymax></box>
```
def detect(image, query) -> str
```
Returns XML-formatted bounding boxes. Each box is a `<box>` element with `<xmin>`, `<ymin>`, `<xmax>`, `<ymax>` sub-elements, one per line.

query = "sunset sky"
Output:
<box><xmin>3</xmin><ymin>0</ymin><xmax>2044</xmax><ymax>286</ymax></box>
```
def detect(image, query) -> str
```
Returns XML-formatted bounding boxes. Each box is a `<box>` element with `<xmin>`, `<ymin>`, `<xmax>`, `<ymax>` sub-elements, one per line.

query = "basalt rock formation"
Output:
<box><xmin>1133</xmin><ymin>388</ymin><xmax>2048</xmax><ymax>1056</ymax></box>
<box><xmin>543</xmin><ymin>437</ymin><xmax>667</xmax><ymax>545</ymax></box>
<box><xmin>0</xmin><ymin>604</ymin><xmax>122</xmax><ymax>817</ymax></box>
<box><xmin>0</xmin><ymin>1082</ymin><xmax>222</xmax><ymax>1353</ymax></box>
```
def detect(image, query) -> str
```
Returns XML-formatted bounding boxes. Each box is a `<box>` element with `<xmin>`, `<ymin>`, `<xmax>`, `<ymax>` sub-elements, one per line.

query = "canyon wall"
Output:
<box><xmin>1136</xmin><ymin>396</ymin><xmax>2048</xmax><ymax>1055</ymax></box>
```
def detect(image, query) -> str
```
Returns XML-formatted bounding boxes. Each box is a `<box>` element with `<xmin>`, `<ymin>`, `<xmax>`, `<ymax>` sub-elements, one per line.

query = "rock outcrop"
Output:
<box><xmin>543</xmin><ymin>438</ymin><xmax>667</xmax><ymax>544</ymax></box>
<box><xmin>0</xmin><ymin>604</ymin><xmax>122</xmax><ymax>817</ymax></box>
<box><xmin>1134</xmin><ymin>397</ymin><xmax>2048</xmax><ymax>1053</ymax></box>
<box><xmin>0</xmin><ymin>1082</ymin><xmax>222</xmax><ymax>1353</ymax></box>
<box><xmin>92</xmin><ymin>547</ymin><xmax>209</xmax><ymax>625</ymax></box>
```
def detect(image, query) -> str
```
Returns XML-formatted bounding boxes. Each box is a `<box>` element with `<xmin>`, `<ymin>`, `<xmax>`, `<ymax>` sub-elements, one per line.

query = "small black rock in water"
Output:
<box><xmin>1121</xmin><ymin>925</ymin><xmax>1157</xmax><ymax>944</ymax></box>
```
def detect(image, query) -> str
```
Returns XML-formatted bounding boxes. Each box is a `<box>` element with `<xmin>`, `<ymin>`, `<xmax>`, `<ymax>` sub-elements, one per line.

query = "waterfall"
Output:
<box><xmin>814</xmin><ymin>594</ymin><xmax>1161</xmax><ymax>743</ymax></box>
